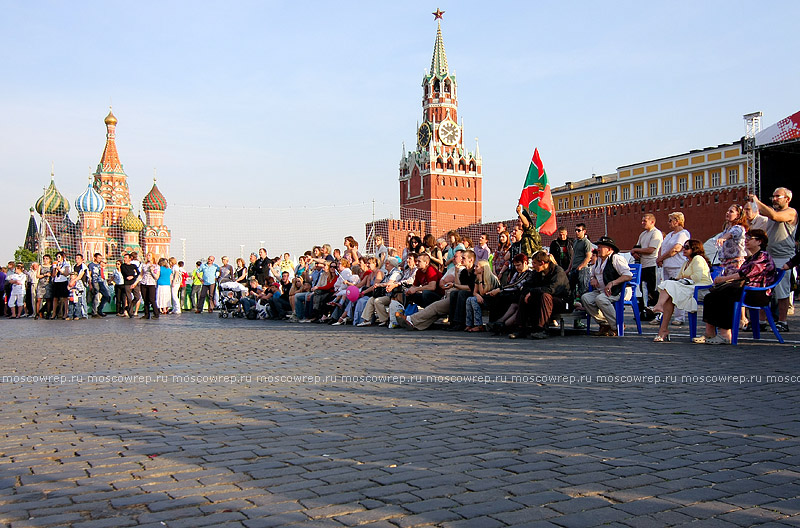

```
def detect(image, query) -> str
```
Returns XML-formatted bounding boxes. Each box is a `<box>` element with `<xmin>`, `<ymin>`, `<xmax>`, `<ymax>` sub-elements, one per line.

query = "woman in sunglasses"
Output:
<box><xmin>651</xmin><ymin>239</ymin><xmax>712</xmax><ymax>342</ymax></box>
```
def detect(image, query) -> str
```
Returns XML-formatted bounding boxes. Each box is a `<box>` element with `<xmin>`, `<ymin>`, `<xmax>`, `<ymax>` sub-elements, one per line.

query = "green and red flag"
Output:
<box><xmin>518</xmin><ymin>148</ymin><xmax>557</xmax><ymax>235</ymax></box>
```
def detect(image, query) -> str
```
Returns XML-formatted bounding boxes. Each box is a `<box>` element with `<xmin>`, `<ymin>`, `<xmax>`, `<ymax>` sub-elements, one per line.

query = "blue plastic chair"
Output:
<box><xmin>585</xmin><ymin>263</ymin><xmax>642</xmax><ymax>336</ymax></box>
<box><xmin>689</xmin><ymin>265</ymin><xmax>722</xmax><ymax>339</ymax></box>
<box><xmin>731</xmin><ymin>269</ymin><xmax>786</xmax><ymax>345</ymax></box>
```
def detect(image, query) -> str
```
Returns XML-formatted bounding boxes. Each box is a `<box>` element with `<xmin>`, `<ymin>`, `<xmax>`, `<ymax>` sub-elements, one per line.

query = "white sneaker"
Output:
<box><xmin>357</xmin><ymin>321</ymin><xmax>371</xmax><ymax>327</ymax></box>
<box><xmin>331</xmin><ymin>320</ymin><xmax>345</xmax><ymax>326</ymax></box>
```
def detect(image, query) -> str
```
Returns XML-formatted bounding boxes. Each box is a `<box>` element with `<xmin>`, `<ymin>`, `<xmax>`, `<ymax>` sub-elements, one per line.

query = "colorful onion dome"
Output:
<box><xmin>104</xmin><ymin>109</ymin><xmax>117</xmax><ymax>126</ymax></box>
<box><xmin>75</xmin><ymin>182</ymin><xmax>106</xmax><ymax>213</ymax></box>
<box><xmin>35</xmin><ymin>179</ymin><xmax>70</xmax><ymax>215</ymax></box>
<box><xmin>142</xmin><ymin>181</ymin><xmax>167</xmax><ymax>211</ymax></box>
<box><xmin>121</xmin><ymin>209</ymin><xmax>144</xmax><ymax>232</ymax></box>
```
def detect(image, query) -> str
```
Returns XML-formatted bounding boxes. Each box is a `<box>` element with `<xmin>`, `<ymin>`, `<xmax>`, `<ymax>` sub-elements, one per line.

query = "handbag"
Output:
<box><xmin>708</xmin><ymin>278</ymin><xmax>745</xmax><ymax>294</ymax></box>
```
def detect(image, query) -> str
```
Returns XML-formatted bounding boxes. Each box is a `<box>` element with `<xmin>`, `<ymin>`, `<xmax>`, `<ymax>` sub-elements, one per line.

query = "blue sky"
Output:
<box><xmin>1</xmin><ymin>0</ymin><xmax>798</xmax><ymax>260</ymax></box>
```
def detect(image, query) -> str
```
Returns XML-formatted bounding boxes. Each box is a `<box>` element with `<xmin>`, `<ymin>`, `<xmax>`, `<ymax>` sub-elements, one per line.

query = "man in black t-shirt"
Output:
<box><xmin>119</xmin><ymin>253</ymin><xmax>141</xmax><ymax>317</ymax></box>
<box><xmin>447</xmin><ymin>249</ymin><xmax>476</xmax><ymax>331</ymax></box>
<box><xmin>549</xmin><ymin>227</ymin><xmax>573</xmax><ymax>271</ymax></box>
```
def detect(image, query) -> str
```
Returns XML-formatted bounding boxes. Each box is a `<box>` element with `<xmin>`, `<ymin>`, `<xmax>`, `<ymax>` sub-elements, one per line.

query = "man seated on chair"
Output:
<box><xmin>581</xmin><ymin>236</ymin><xmax>632</xmax><ymax>337</ymax></box>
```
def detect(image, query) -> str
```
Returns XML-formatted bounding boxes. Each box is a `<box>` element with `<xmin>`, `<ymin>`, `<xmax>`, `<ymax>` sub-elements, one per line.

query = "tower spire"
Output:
<box><xmin>99</xmin><ymin>107</ymin><xmax>122</xmax><ymax>173</ymax></box>
<box><xmin>430</xmin><ymin>21</ymin><xmax>449</xmax><ymax>77</ymax></box>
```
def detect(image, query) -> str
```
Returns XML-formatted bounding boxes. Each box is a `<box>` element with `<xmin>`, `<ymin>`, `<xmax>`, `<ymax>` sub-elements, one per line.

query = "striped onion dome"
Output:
<box><xmin>35</xmin><ymin>179</ymin><xmax>70</xmax><ymax>215</ymax></box>
<box><xmin>75</xmin><ymin>183</ymin><xmax>106</xmax><ymax>213</ymax></box>
<box><xmin>121</xmin><ymin>209</ymin><xmax>144</xmax><ymax>232</ymax></box>
<box><xmin>142</xmin><ymin>181</ymin><xmax>167</xmax><ymax>211</ymax></box>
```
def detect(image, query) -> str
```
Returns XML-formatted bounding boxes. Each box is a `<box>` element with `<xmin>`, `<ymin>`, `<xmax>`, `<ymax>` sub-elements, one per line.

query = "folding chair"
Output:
<box><xmin>586</xmin><ymin>263</ymin><xmax>642</xmax><ymax>336</ymax></box>
<box><xmin>731</xmin><ymin>269</ymin><xmax>786</xmax><ymax>345</ymax></box>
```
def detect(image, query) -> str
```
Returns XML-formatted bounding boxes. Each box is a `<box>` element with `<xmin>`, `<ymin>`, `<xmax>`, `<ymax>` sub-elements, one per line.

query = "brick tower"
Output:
<box><xmin>399</xmin><ymin>9</ymin><xmax>482</xmax><ymax>236</ymax></box>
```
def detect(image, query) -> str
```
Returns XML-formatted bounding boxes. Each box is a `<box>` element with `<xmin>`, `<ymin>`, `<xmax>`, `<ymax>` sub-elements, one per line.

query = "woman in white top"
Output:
<box><xmin>652</xmin><ymin>240</ymin><xmax>712</xmax><ymax>342</ymax></box>
<box><xmin>655</xmin><ymin>212</ymin><xmax>691</xmax><ymax>325</ymax></box>
<box><xmin>51</xmin><ymin>251</ymin><xmax>72</xmax><ymax>319</ymax></box>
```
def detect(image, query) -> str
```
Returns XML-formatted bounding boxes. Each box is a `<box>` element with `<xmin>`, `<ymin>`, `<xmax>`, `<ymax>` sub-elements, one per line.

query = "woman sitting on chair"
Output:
<box><xmin>652</xmin><ymin>239</ymin><xmax>712</xmax><ymax>342</ymax></box>
<box><xmin>694</xmin><ymin>229</ymin><xmax>776</xmax><ymax>345</ymax></box>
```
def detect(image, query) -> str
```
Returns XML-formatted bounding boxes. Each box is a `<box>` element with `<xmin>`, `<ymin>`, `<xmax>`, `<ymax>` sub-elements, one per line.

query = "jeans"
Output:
<box><xmin>92</xmin><ymin>281</ymin><xmax>111</xmax><ymax>315</ymax></box>
<box><xmin>408</xmin><ymin>290</ymin><xmax>441</xmax><ymax>308</ymax></box>
<box><xmin>353</xmin><ymin>296</ymin><xmax>370</xmax><ymax>325</ymax></box>
<box><xmin>295</xmin><ymin>292</ymin><xmax>310</xmax><ymax>319</ymax></box>
<box><xmin>465</xmin><ymin>296</ymin><xmax>485</xmax><ymax>327</ymax></box>
<box><xmin>78</xmin><ymin>286</ymin><xmax>88</xmax><ymax>318</ymax></box>
<box><xmin>68</xmin><ymin>301</ymin><xmax>81</xmax><ymax>319</ymax></box>
<box><xmin>191</xmin><ymin>284</ymin><xmax>202</xmax><ymax>310</ymax></box>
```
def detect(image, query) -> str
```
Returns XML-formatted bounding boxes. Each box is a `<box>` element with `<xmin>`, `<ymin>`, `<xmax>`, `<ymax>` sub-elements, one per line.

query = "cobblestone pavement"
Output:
<box><xmin>1</xmin><ymin>313</ymin><xmax>799</xmax><ymax>528</ymax></box>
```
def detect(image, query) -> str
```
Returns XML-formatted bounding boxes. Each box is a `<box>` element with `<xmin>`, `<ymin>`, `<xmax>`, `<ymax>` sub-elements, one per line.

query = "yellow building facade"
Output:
<box><xmin>553</xmin><ymin>142</ymin><xmax>747</xmax><ymax>213</ymax></box>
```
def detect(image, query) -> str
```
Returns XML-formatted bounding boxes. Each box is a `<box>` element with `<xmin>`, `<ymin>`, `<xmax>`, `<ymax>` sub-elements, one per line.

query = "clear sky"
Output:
<box><xmin>1</xmin><ymin>0</ymin><xmax>798</xmax><ymax>260</ymax></box>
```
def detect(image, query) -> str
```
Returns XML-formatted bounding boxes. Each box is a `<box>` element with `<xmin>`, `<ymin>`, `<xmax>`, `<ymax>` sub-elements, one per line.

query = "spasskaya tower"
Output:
<box><xmin>399</xmin><ymin>9</ymin><xmax>482</xmax><ymax>234</ymax></box>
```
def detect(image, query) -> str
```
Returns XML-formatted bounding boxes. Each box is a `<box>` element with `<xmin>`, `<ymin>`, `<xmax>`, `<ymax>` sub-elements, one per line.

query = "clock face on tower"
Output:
<box><xmin>417</xmin><ymin>122</ymin><xmax>431</xmax><ymax>148</ymax></box>
<box><xmin>439</xmin><ymin>119</ymin><xmax>460</xmax><ymax>146</ymax></box>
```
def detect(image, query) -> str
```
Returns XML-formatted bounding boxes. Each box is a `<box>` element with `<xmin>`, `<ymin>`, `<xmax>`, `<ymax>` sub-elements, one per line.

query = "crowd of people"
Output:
<box><xmin>2</xmin><ymin>189</ymin><xmax>796</xmax><ymax>344</ymax></box>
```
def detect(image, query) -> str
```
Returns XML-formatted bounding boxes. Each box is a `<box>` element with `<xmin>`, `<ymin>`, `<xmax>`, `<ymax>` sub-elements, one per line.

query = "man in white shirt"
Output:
<box><xmin>629</xmin><ymin>214</ymin><xmax>663</xmax><ymax>321</ymax></box>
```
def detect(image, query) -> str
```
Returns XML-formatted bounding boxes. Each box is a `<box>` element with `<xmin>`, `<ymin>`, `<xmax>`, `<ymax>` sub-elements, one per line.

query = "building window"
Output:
<box><xmin>648</xmin><ymin>182</ymin><xmax>656</xmax><ymax>196</ymax></box>
<box><xmin>578</xmin><ymin>196</ymin><xmax>584</xmax><ymax>207</ymax></box>
<box><xmin>711</xmin><ymin>171</ymin><xmax>720</xmax><ymax>187</ymax></box>
<box><xmin>622</xmin><ymin>187</ymin><xmax>630</xmax><ymax>200</ymax></box>
<box><xmin>594</xmin><ymin>192</ymin><xmax>599</xmax><ymax>204</ymax></box>
<box><xmin>611</xmin><ymin>189</ymin><xmax>617</xmax><ymax>201</ymax></box>
<box><xmin>588</xmin><ymin>193</ymin><xmax>593</xmax><ymax>206</ymax></box>
<box><xmin>728</xmin><ymin>168</ymin><xmax>738</xmax><ymax>184</ymax></box>
<box><xmin>572</xmin><ymin>196</ymin><xmax>577</xmax><ymax>208</ymax></box>
<box><xmin>635</xmin><ymin>185</ymin><xmax>643</xmax><ymax>198</ymax></box>
<box><xmin>695</xmin><ymin>174</ymin><xmax>704</xmax><ymax>189</ymax></box>
<box><xmin>679</xmin><ymin>178</ymin><xmax>687</xmax><ymax>192</ymax></box>
<box><xmin>605</xmin><ymin>191</ymin><xmax>610</xmax><ymax>203</ymax></box>
<box><xmin>663</xmin><ymin>180</ymin><xmax>672</xmax><ymax>194</ymax></box>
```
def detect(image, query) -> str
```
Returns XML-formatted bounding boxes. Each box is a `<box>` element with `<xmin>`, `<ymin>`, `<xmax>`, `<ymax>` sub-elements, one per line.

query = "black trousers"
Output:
<box><xmin>141</xmin><ymin>285</ymin><xmax>158</xmax><ymax>317</ymax></box>
<box><xmin>198</xmin><ymin>284</ymin><xmax>216</xmax><ymax>311</ymax></box>
<box><xmin>448</xmin><ymin>289</ymin><xmax>471</xmax><ymax>325</ymax></box>
<box><xmin>115</xmin><ymin>285</ymin><xmax>127</xmax><ymax>314</ymax></box>
<box><xmin>703</xmin><ymin>284</ymin><xmax>768</xmax><ymax>330</ymax></box>
<box><xmin>483</xmin><ymin>291</ymin><xmax>516</xmax><ymax>322</ymax></box>
<box><xmin>408</xmin><ymin>290</ymin><xmax>441</xmax><ymax>308</ymax></box>
<box><xmin>638</xmin><ymin>265</ymin><xmax>657</xmax><ymax>314</ymax></box>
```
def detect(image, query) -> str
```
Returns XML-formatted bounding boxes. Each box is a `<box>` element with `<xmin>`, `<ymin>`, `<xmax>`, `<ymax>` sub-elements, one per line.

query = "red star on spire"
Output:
<box><xmin>432</xmin><ymin>8</ymin><xmax>445</xmax><ymax>20</ymax></box>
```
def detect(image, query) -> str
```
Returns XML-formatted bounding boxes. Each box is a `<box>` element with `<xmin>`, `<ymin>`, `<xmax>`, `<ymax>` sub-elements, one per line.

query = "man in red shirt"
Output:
<box><xmin>406</xmin><ymin>254</ymin><xmax>442</xmax><ymax>307</ymax></box>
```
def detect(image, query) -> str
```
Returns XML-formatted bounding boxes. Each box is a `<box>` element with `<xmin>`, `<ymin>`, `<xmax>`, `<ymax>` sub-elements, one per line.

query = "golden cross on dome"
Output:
<box><xmin>432</xmin><ymin>8</ymin><xmax>444</xmax><ymax>20</ymax></box>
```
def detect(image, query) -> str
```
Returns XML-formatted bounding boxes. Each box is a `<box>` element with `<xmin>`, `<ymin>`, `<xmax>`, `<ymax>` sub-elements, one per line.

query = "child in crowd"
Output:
<box><xmin>67</xmin><ymin>271</ymin><xmax>86</xmax><ymax>320</ymax></box>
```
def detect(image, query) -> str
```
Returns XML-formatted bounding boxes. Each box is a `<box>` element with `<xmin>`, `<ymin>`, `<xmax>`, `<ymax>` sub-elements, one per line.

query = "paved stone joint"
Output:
<box><xmin>0</xmin><ymin>316</ymin><xmax>798</xmax><ymax>527</ymax></box>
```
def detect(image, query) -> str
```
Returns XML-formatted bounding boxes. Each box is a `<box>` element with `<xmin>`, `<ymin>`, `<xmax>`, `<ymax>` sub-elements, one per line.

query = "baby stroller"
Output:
<box><xmin>218</xmin><ymin>281</ymin><xmax>248</xmax><ymax>318</ymax></box>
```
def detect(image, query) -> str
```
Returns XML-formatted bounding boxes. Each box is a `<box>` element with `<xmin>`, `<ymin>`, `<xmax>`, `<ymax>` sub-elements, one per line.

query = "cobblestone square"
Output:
<box><xmin>1</xmin><ymin>315</ymin><xmax>798</xmax><ymax>527</ymax></box>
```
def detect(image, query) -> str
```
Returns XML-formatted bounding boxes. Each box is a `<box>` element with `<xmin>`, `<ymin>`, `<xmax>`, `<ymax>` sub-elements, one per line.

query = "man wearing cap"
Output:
<box><xmin>581</xmin><ymin>236</ymin><xmax>632</xmax><ymax>336</ymax></box>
